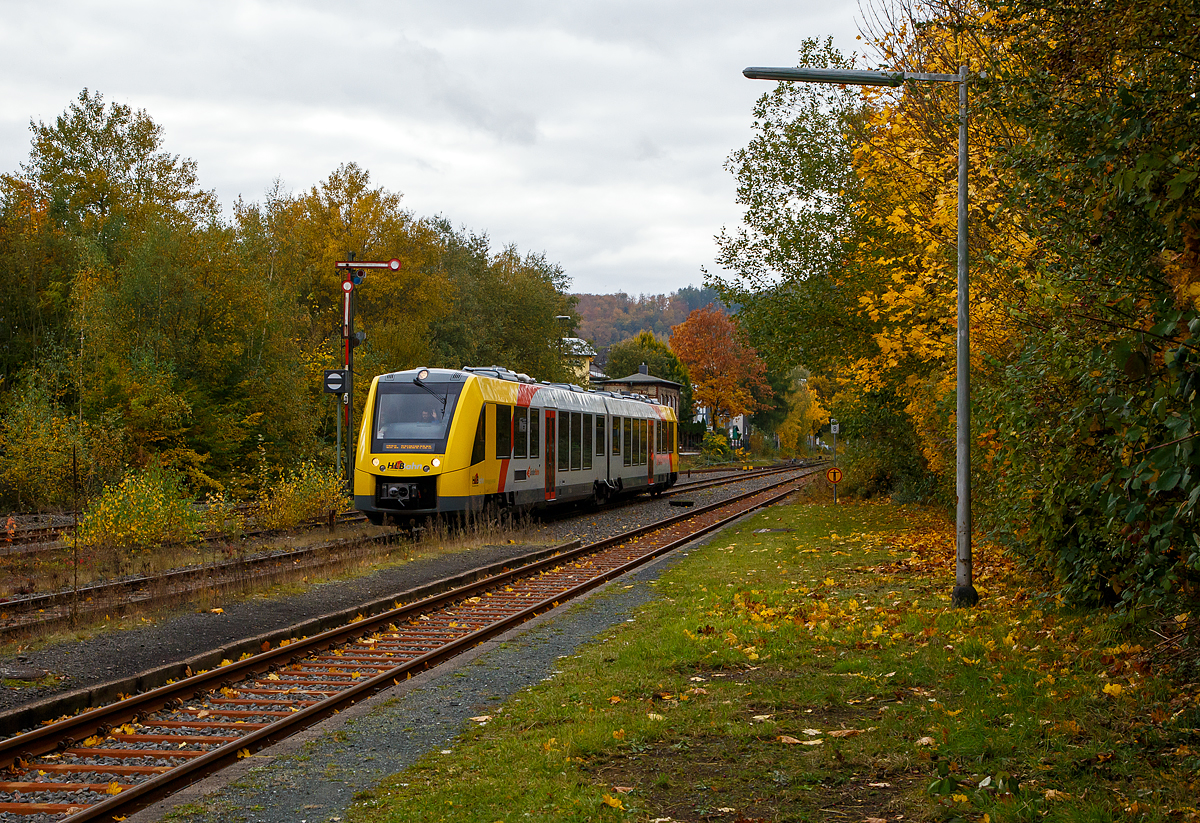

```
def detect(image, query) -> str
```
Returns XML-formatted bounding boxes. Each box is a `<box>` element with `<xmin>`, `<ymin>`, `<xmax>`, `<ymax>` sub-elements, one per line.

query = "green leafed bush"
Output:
<box><xmin>0</xmin><ymin>382</ymin><xmax>127</xmax><ymax>510</ymax></box>
<box><xmin>699</xmin><ymin>430</ymin><xmax>733</xmax><ymax>463</ymax></box>
<box><xmin>257</xmin><ymin>462</ymin><xmax>349</xmax><ymax>531</ymax></box>
<box><xmin>78</xmin><ymin>467</ymin><xmax>200</xmax><ymax>550</ymax></box>
<box><xmin>200</xmin><ymin>490</ymin><xmax>245</xmax><ymax>538</ymax></box>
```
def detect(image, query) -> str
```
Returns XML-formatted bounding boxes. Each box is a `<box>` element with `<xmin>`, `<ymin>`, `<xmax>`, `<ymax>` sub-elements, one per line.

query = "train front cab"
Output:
<box><xmin>355</xmin><ymin>369</ymin><xmax>547</xmax><ymax>523</ymax></box>
<box><xmin>355</xmin><ymin>369</ymin><xmax>478</xmax><ymax>523</ymax></box>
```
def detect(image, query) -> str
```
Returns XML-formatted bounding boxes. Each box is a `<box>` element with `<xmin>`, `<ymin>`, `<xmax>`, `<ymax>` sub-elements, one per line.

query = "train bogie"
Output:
<box><xmin>354</xmin><ymin>366</ymin><xmax>678</xmax><ymax>524</ymax></box>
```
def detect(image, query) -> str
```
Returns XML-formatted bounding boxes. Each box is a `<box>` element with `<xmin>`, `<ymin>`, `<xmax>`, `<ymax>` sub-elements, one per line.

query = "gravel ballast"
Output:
<box><xmin>127</xmin><ymin>543</ymin><xmax>699</xmax><ymax>823</ymax></box>
<box><xmin>1</xmin><ymin>471</ymin><xmax>808</xmax><ymax>821</ymax></box>
<box><xmin>1</xmin><ymin>471</ymin><xmax>800</xmax><ymax>718</ymax></box>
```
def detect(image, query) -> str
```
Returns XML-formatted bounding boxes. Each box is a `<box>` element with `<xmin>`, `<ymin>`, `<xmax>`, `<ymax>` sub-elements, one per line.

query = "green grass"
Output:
<box><xmin>345</xmin><ymin>501</ymin><xmax>1200</xmax><ymax>822</ymax></box>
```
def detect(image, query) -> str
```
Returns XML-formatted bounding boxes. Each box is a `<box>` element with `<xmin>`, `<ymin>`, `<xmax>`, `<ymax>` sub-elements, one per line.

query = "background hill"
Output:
<box><xmin>573</xmin><ymin>286</ymin><xmax>724</xmax><ymax>359</ymax></box>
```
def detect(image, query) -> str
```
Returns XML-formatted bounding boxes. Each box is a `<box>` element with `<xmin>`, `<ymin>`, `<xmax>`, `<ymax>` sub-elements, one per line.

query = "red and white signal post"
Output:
<box><xmin>332</xmin><ymin>258</ymin><xmax>402</xmax><ymax>485</ymax></box>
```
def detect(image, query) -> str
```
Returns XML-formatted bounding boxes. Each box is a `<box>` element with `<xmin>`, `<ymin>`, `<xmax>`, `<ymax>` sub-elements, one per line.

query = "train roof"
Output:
<box><xmin>375</xmin><ymin>366</ymin><xmax>674</xmax><ymax>414</ymax></box>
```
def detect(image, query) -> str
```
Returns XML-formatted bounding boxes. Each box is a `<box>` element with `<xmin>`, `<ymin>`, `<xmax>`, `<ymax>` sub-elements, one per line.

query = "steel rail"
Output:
<box><xmin>0</xmin><ymin>470</ymin><xmax>816</xmax><ymax>821</ymax></box>
<box><xmin>1</xmin><ymin>464</ymin><xmax>804</xmax><ymax>628</ymax></box>
<box><xmin>1</xmin><ymin>531</ymin><xmax>389</xmax><ymax>624</ymax></box>
<box><xmin>665</xmin><ymin>462</ymin><xmax>814</xmax><ymax>496</ymax></box>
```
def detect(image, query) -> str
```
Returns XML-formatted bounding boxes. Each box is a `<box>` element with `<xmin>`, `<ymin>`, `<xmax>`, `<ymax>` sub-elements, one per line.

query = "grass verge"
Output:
<box><xmin>347</xmin><ymin>501</ymin><xmax>1200</xmax><ymax>823</ymax></box>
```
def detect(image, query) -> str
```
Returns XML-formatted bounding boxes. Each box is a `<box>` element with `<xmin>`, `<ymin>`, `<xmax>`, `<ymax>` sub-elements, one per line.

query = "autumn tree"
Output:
<box><xmin>669</xmin><ymin>306</ymin><xmax>770</xmax><ymax>428</ymax></box>
<box><xmin>774</xmin><ymin>368</ymin><xmax>828</xmax><ymax>458</ymax></box>
<box><xmin>605</xmin><ymin>330</ymin><xmax>694</xmax><ymax>420</ymax></box>
<box><xmin>966</xmin><ymin>0</ymin><xmax>1200</xmax><ymax>606</ymax></box>
<box><xmin>713</xmin><ymin>0</ymin><xmax>1200</xmax><ymax>606</ymax></box>
<box><xmin>22</xmin><ymin>89</ymin><xmax>216</xmax><ymax>256</ymax></box>
<box><xmin>606</xmin><ymin>331</ymin><xmax>685</xmax><ymax>382</ymax></box>
<box><xmin>711</xmin><ymin>38</ymin><xmax>871</xmax><ymax>378</ymax></box>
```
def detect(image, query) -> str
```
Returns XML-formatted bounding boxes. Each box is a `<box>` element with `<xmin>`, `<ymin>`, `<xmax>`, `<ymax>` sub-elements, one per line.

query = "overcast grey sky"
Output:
<box><xmin>1</xmin><ymin>1</ymin><xmax>862</xmax><ymax>295</ymax></box>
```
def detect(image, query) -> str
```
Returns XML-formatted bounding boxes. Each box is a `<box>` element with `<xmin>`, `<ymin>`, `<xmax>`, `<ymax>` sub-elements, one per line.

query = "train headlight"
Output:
<box><xmin>371</xmin><ymin>458</ymin><xmax>380</xmax><ymax>467</ymax></box>
<box><xmin>417</xmin><ymin>368</ymin><xmax>429</xmax><ymax>380</ymax></box>
<box><xmin>432</xmin><ymin>458</ymin><xmax>441</xmax><ymax>468</ymax></box>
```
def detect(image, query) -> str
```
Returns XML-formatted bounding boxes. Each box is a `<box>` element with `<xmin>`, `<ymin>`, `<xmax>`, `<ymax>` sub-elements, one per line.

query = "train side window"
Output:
<box><xmin>530</xmin><ymin>410</ymin><xmax>541</xmax><ymax>458</ymax></box>
<box><xmin>612</xmin><ymin>416</ymin><xmax>621</xmax><ymax>456</ymax></box>
<box><xmin>471</xmin><ymin>409</ymin><xmax>486</xmax><ymax>465</ymax></box>
<box><xmin>623</xmin><ymin>418</ymin><xmax>632</xmax><ymax>467</ymax></box>
<box><xmin>558</xmin><ymin>411</ymin><xmax>570</xmax><ymax>472</ymax></box>
<box><xmin>595</xmin><ymin>415</ymin><xmax>605</xmax><ymax>456</ymax></box>
<box><xmin>582</xmin><ymin>414</ymin><xmax>593</xmax><ymax>470</ymax></box>
<box><xmin>669</xmin><ymin>421</ymin><xmax>676</xmax><ymax>453</ymax></box>
<box><xmin>496</xmin><ymin>404</ymin><xmax>512</xmax><ymax>459</ymax></box>
<box><xmin>570</xmin><ymin>412</ymin><xmax>583</xmax><ymax>471</ymax></box>
<box><xmin>514</xmin><ymin>407</ymin><xmax>528</xmax><ymax>458</ymax></box>
<box><xmin>639</xmin><ymin>419</ymin><xmax>647</xmax><ymax>465</ymax></box>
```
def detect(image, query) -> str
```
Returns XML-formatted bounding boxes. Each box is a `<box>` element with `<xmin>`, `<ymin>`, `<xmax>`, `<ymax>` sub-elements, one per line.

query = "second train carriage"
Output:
<box><xmin>353</xmin><ymin>365</ymin><xmax>679</xmax><ymax>524</ymax></box>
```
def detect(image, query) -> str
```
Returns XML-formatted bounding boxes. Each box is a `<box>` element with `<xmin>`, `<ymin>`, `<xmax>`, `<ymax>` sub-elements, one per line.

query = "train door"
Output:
<box><xmin>483</xmin><ymin>403</ymin><xmax>500</xmax><ymax>495</ymax></box>
<box><xmin>544</xmin><ymin>408</ymin><xmax>556</xmax><ymax>501</ymax></box>
<box><xmin>648</xmin><ymin>418</ymin><xmax>655</xmax><ymax>486</ymax></box>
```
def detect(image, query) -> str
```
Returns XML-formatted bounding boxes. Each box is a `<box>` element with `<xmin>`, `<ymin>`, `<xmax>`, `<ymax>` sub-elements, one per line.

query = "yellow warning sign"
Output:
<box><xmin>826</xmin><ymin>467</ymin><xmax>843</xmax><ymax>484</ymax></box>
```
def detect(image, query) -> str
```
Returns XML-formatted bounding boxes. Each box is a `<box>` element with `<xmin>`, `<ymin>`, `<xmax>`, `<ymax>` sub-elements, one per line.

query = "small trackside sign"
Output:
<box><xmin>323</xmin><ymin>369</ymin><xmax>347</xmax><ymax>394</ymax></box>
<box><xmin>826</xmin><ymin>467</ymin><xmax>843</xmax><ymax>484</ymax></box>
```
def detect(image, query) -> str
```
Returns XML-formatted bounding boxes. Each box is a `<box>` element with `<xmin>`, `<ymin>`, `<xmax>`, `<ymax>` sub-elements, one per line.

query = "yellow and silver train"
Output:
<box><xmin>354</xmin><ymin>366</ymin><xmax>679</xmax><ymax>524</ymax></box>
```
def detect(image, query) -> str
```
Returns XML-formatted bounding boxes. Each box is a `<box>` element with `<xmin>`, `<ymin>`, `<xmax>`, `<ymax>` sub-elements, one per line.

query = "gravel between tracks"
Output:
<box><xmin>128</xmin><ymin>545</ymin><xmax>696</xmax><ymax>823</ymax></box>
<box><xmin>0</xmin><ymin>470</ymin><xmax>806</xmax><ymax>820</ymax></box>
<box><xmin>0</xmin><ymin>469</ymin><xmax>803</xmax><ymax>722</ymax></box>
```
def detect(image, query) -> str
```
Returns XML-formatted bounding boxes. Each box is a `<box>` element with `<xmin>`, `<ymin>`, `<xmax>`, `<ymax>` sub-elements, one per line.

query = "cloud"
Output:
<box><xmin>0</xmin><ymin>0</ymin><xmax>863</xmax><ymax>295</ymax></box>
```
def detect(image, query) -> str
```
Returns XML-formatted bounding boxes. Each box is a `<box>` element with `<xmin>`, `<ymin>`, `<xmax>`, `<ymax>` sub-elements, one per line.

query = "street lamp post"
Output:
<box><xmin>743</xmin><ymin>63</ymin><xmax>979</xmax><ymax>607</ymax></box>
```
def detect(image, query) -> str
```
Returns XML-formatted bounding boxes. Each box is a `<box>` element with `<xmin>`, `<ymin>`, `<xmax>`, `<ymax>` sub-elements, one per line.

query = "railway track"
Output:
<box><xmin>666</xmin><ymin>462</ymin><xmax>811</xmax><ymax>497</ymax></box>
<box><xmin>0</xmin><ymin>467</ymin><xmax>818</xmax><ymax>821</ymax></box>
<box><xmin>0</xmin><ymin>464</ymin><xmax>788</xmax><ymax>556</ymax></box>
<box><xmin>0</xmin><ymin>511</ymin><xmax>365</xmax><ymax>558</ymax></box>
<box><xmin>0</xmin><ymin>464</ymin><xmax>812</xmax><ymax>638</ymax></box>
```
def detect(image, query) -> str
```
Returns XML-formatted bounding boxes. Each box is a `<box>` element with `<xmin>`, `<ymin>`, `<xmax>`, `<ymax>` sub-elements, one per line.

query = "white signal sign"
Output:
<box><xmin>323</xmin><ymin>369</ymin><xmax>346</xmax><ymax>394</ymax></box>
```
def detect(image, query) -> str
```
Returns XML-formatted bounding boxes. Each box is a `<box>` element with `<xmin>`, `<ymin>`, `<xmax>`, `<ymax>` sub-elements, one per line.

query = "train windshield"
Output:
<box><xmin>371</xmin><ymin>382</ymin><xmax>463</xmax><ymax>453</ymax></box>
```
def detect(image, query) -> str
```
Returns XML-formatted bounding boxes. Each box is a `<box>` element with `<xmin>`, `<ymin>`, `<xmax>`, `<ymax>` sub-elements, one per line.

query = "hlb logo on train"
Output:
<box><xmin>385</xmin><ymin>461</ymin><xmax>431</xmax><ymax>472</ymax></box>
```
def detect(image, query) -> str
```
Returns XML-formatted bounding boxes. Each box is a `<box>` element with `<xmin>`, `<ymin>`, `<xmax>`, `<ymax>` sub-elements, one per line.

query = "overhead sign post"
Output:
<box><xmin>332</xmin><ymin>258</ymin><xmax>403</xmax><ymax>488</ymax></box>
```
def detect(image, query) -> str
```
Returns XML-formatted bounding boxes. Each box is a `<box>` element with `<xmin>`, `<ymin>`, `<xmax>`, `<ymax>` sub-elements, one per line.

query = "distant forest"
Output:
<box><xmin>574</xmin><ymin>286</ymin><xmax>724</xmax><ymax>358</ymax></box>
